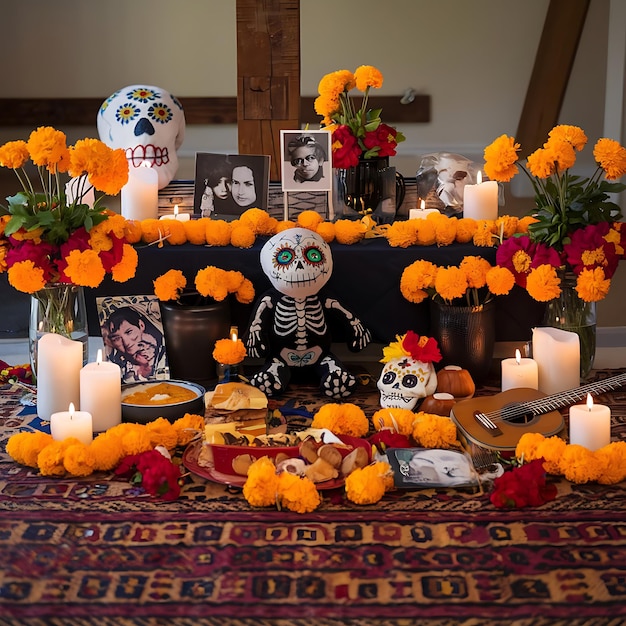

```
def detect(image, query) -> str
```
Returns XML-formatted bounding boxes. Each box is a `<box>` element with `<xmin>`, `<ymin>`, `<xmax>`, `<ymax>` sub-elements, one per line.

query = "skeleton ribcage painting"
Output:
<box><xmin>273</xmin><ymin>296</ymin><xmax>327</xmax><ymax>346</ymax></box>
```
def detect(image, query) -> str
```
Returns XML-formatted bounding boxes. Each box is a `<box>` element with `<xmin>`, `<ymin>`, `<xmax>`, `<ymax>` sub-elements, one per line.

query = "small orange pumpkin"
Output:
<box><xmin>435</xmin><ymin>365</ymin><xmax>475</xmax><ymax>399</ymax></box>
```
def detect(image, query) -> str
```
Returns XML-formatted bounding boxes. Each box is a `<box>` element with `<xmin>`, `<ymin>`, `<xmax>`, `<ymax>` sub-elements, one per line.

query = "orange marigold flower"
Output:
<box><xmin>515</xmin><ymin>432</ymin><xmax>546</xmax><ymax>461</ymax></box>
<box><xmin>297</xmin><ymin>210</ymin><xmax>324</xmax><ymax>231</ymax></box>
<box><xmin>240</xmin><ymin>208</ymin><xmax>277</xmax><ymax>235</ymax></box>
<box><xmin>400</xmin><ymin>259</ymin><xmax>438</xmax><ymax>303</ymax></box>
<box><xmin>345</xmin><ymin>462</ymin><xmax>392</xmax><ymax>505</ymax></box>
<box><xmin>27</xmin><ymin>126</ymin><xmax>70</xmax><ymax>173</ymax></box>
<box><xmin>311</xmin><ymin>403</ymin><xmax>369</xmax><ymax>437</ymax></box>
<box><xmin>63</xmin><ymin>442</ymin><xmax>96</xmax><ymax>477</ymax></box>
<box><xmin>483</xmin><ymin>134</ymin><xmax>520</xmax><ymax>182</ymax></box>
<box><xmin>0</xmin><ymin>140</ymin><xmax>30</xmax><ymax>168</ymax></box>
<box><xmin>415</xmin><ymin>220</ymin><xmax>436</xmax><ymax>246</ymax></box>
<box><xmin>385</xmin><ymin>220</ymin><xmax>419</xmax><ymax>248</ymax></box>
<box><xmin>184</xmin><ymin>218</ymin><xmax>208</xmax><ymax>245</ymax></box>
<box><xmin>7</xmin><ymin>259</ymin><xmax>46</xmax><ymax>293</ymax></box>
<box><xmin>472</xmin><ymin>221</ymin><xmax>497</xmax><ymax>247</ymax></box>
<box><xmin>154</xmin><ymin>269</ymin><xmax>187</xmax><ymax>301</ymax></box>
<box><xmin>334</xmin><ymin>219</ymin><xmax>366</xmax><ymax>245</ymax></box>
<box><xmin>559</xmin><ymin>444</ymin><xmax>602</xmax><ymax>484</ymax></box>
<box><xmin>195</xmin><ymin>266</ymin><xmax>230</xmax><ymax>301</ymax></box>
<box><xmin>517</xmin><ymin>215</ymin><xmax>538</xmax><ymax>233</ymax></box>
<box><xmin>526</xmin><ymin>147</ymin><xmax>555</xmax><ymax>179</ymax></box>
<box><xmin>595</xmin><ymin>441</ymin><xmax>626</xmax><ymax>484</ymax></box>
<box><xmin>548</xmin><ymin>124</ymin><xmax>587</xmax><ymax>151</ymax></box>
<box><xmin>593</xmin><ymin>137</ymin><xmax>626</xmax><ymax>180</ymax></box>
<box><xmin>318</xmin><ymin>70</ymin><xmax>355</xmax><ymax>99</ymax></box>
<box><xmin>6</xmin><ymin>431</ymin><xmax>54</xmax><ymax>467</ymax></box>
<box><xmin>90</xmin><ymin>432</ymin><xmax>124</xmax><ymax>471</ymax></box>
<box><xmin>455</xmin><ymin>218</ymin><xmax>478</xmax><ymax>243</ymax></box>
<box><xmin>123</xmin><ymin>219</ymin><xmax>143</xmax><ymax>243</ymax></box>
<box><xmin>243</xmin><ymin>456</ymin><xmax>279</xmax><ymax>507</ymax></box>
<box><xmin>372</xmin><ymin>407</ymin><xmax>416</xmax><ymax>437</ymax></box>
<box><xmin>354</xmin><ymin>65</ymin><xmax>383</xmax><ymax>91</ymax></box>
<box><xmin>412</xmin><ymin>412</ymin><xmax>458</xmax><ymax>449</ymax></box>
<box><xmin>205</xmin><ymin>219</ymin><xmax>232</xmax><ymax>246</ymax></box>
<box><xmin>535</xmin><ymin>436</ymin><xmax>567</xmax><ymax>475</ymax></box>
<box><xmin>230</xmin><ymin>223</ymin><xmax>256</xmax><ymax>248</ymax></box>
<box><xmin>277</xmin><ymin>472</ymin><xmax>321</xmax><ymax>514</ymax></box>
<box><xmin>111</xmin><ymin>243</ymin><xmax>138</xmax><ymax>283</ymax></box>
<box><xmin>173</xmin><ymin>413</ymin><xmax>205</xmax><ymax>447</ymax></box>
<box><xmin>146</xmin><ymin>417</ymin><xmax>179</xmax><ymax>450</ymax></box>
<box><xmin>496</xmin><ymin>215</ymin><xmax>519</xmax><ymax>239</ymax></box>
<box><xmin>460</xmin><ymin>255</ymin><xmax>491</xmax><ymax>289</ymax></box>
<box><xmin>485</xmin><ymin>266</ymin><xmax>515</xmax><ymax>296</ymax></box>
<box><xmin>235</xmin><ymin>278</ymin><xmax>256</xmax><ymax>304</ymax></box>
<box><xmin>64</xmin><ymin>249</ymin><xmax>106</xmax><ymax>287</ymax></box>
<box><xmin>160</xmin><ymin>220</ymin><xmax>187</xmax><ymax>245</ymax></box>
<box><xmin>316</xmin><ymin>221</ymin><xmax>336</xmax><ymax>243</ymax></box>
<box><xmin>213</xmin><ymin>337</ymin><xmax>247</xmax><ymax>365</ymax></box>
<box><xmin>544</xmin><ymin>137</ymin><xmax>576</xmax><ymax>172</ymax></box>
<box><xmin>435</xmin><ymin>265</ymin><xmax>468</xmax><ymax>302</ymax></box>
<box><xmin>434</xmin><ymin>216</ymin><xmax>457</xmax><ymax>246</ymax></box>
<box><xmin>525</xmin><ymin>264</ymin><xmax>561</xmax><ymax>302</ymax></box>
<box><xmin>575</xmin><ymin>267</ymin><xmax>611</xmax><ymax>302</ymax></box>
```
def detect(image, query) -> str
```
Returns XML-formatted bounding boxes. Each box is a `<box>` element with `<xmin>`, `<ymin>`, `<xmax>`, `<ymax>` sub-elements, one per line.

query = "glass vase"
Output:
<box><xmin>429</xmin><ymin>299</ymin><xmax>496</xmax><ymax>383</ymax></box>
<box><xmin>29</xmin><ymin>283</ymin><xmax>89</xmax><ymax>379</ymax></box>
<box><xmin>542</xmin><ymin>270</ymin><xmax>596</xmax><ymax>379</ymax></box>
<box><xmin>332</xmin><ymin>156</ymin><xmax>404</xmax><ymax>224</ymax></box>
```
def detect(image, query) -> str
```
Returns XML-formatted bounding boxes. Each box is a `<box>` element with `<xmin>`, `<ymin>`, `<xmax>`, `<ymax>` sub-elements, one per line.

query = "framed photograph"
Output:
<box><xmin>96</xmin><ymin>295</ymin><xmax>169</xmax><ymax>384</ymax></box>
<box><xmin>386</xmin><ymin>448</ymin><xmax>479</xmax><ymax>489</ymax></box>
<box><xmin>280</xmin><ymin>130</ymin><xmax>332</xmax><ymax>192</ymax></box>
<box><xmin>193</xmin><ymin>153</ymin><xmax>271</xmax><ymax>219</ymax></box>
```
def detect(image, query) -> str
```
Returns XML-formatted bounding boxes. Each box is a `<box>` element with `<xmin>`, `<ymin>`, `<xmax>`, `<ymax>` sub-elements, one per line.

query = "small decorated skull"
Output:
<box><xmin>260</xmin><ymin>227</ymin><xmax>333</xmax><ymax>298</ymax></box>
<box><xmin>97</xmin><ymin>84</ymin><xmax>186</xmax><ymax>189</ymax></box>
<box><xmin>377</xmin><ymin>356</ymin><xmax>437</xmax><ymax>410</ymax></box>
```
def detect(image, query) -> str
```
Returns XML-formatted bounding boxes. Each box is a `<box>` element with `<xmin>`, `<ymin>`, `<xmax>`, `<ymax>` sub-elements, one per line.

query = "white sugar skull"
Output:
<box><xmin>260</xmin><ymin>228</ymin><xmax>333</xmax><ymax>298</ymax></box>
<box><xmin>97</xmin><ymin>84</ymin><xmax>186</xmax><ymax>189</ymax></box>
<box><xmin>377</xmin><ymin>357</ymin><xmax>437</xmax><ymax>410</ymax></box>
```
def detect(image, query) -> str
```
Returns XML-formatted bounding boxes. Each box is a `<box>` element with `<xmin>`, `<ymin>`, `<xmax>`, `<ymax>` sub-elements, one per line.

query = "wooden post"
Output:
<box><xmin>236</xmin><ymin>0</ymin><xmax>301</xmax><ymax>181</ymax></box>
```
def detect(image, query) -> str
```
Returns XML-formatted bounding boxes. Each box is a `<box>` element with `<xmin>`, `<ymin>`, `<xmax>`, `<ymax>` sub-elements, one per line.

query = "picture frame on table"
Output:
<box><xmin>96</xmin><ymin>295</ymin><xmax>169</xmax><ymax>384</ymax></box>
<box><xmin>386</xmin><ymin>447</ymin><xmax>479</xmax><ymax>490</ymax></box>
<box><xmin>193</xmin><ymin>153</ymin><xmax>270</xmax><ymax>219</ymax></box>
<box><xmin>280</xmin><ymin>130</ymin><xmax>332</xmax><ymax>192</ymax></box>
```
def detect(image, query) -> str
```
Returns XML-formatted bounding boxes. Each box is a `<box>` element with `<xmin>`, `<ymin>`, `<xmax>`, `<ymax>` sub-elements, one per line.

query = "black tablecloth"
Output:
<box><xmin>84</xmin><ymin>238</ymin><xmax>545</xmax><ymax>345</ymax></box>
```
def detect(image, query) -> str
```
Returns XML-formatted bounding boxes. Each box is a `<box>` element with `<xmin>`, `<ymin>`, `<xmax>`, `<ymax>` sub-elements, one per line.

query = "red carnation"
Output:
<box><xmin>363</xmin><ymin>123</ymin><xmax>399</xmax><ymax>157</ymax></box>
<box><xmin>490</xmin><ymin>458</ymin><xmax>557</xmax><ymax>509</ymax></box>
<box><xmin>402</xmin><ymin>330</ymin><xmax>442</xmax><ymax>364</ymax></box>
<box><xmin>331</xmin><ymin>125</ymin><xmax>361</xmax><ymax>169</ymax></box>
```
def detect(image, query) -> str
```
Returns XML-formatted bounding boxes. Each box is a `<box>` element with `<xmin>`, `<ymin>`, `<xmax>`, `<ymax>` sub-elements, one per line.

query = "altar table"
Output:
<box><xmin>86</xmin><ymin>238</ymin><xmax>546</xmax><ymax>345</ymax></box>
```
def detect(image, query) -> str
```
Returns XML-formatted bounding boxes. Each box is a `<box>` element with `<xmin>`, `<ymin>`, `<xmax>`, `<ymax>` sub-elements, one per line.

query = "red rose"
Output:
<box><xmin>331</xmin><ymin>125</ymin><xmax>361</xmax><ymax>168</ymax></box>
<box><xmin>363</xmin><ymin>123</ymin><xmax>399</xmax><ymax>158</ymax></box>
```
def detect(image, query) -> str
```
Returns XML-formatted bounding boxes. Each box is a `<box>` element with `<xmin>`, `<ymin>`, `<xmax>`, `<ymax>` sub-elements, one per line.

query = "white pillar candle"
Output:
<box><xmin>80</xmin><ymin>349</ymin><xmax>122</xmax><ymax>433</ymax></box>
<box><xmin>463</xmin><ymin>171</ymin><xmax>498</xmax><ymax>220</ymax></box>
<box><xmin>159</xmin><ymin>204</ymin><xmax>190</xmax><ymax>221</ymax></box>
<box><xmin>37</xmin><ymin>333</ymin><xmax>82</xmax><ymax>422</ymax></box>
<box><xmin>501</xmin><ymin>349</ymin><xmax>539</xmax><ymax>391</ymax></box>
<box><xmin>569</xmin><ymin>394</ymin><xmax>611</xmax><ymax>450</ymax></box>
<box><xmin>121</xmin><ymin>161</ymin><xmax>158</xmax><ymax>221</ymax></box>
<box><xmin>50</xmin><ymin>403</ymin><xmax>93</xmax><ymax>445</ymax></box>
<box><xmin>532</xmin><ymin>327</ymin><xmax>580</xmax><ymax>394</ymax></box>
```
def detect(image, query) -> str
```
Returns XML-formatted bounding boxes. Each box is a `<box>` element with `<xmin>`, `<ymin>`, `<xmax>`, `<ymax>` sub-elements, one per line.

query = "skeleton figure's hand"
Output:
<box><xmin>245</xmin><ymin>296</ymin><xmax>272</xmax><ymax>358</ymax></box>
<box><xmin>325</xmin><ymin>298</ymin><xmax>371</xmax><ymax>352</ymax></box>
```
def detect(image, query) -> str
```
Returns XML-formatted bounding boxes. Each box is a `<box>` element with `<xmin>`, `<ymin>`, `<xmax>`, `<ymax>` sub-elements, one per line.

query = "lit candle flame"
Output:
<box><xmin>420</xmin><ymin>199</ymin><xmax>426</xmax><ymax>210</ymax></box>
<box><xmin>69</xmin><ymin>402</ymin><xmax>75</xmax><ymax>416</ymax></box>
<box><xmin>515</xmin><ymin>349</ymin><xmax>521</xmax><ymax>365</ymax></box>
<box><xmin>230</xmin><ymin>325</ymin><xmax>238</xmax><ymax>342</ymax></box>
<box><xmin>174</xmin><ymin>204</ymin><xmax>179</xmax><ymax>217</ymax></box>
<box><xmin>96</xmin><ymin>349</ymin><xmax>103</xmax><ymax>365</ymax></box>
<box><xmin>476</xmin><ymin>170</ymin><xmax>483</xmax><ymax>185</ymax></box>
<box><xmin>587</xmin><ymin>393</ymin><xmax>594</xmax><ymax>411</ymax></box>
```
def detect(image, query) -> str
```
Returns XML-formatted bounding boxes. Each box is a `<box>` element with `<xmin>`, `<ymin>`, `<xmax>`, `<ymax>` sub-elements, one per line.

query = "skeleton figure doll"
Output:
<box><xmin>377</xmin><ymin>331</ymin><xmax>441</xmax><ymax>410</ymax></box>
<box><xmin>245</xmin><ymin>228</ymin><xmax>371</xmax><ymax>398</ymax></box>
<box><xmin>97</xmin><ymin>84</ymin><xmax>186</xmax><ymax>189</ymax></box>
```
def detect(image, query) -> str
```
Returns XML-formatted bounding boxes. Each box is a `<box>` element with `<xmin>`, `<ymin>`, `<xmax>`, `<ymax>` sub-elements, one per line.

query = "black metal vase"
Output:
<box><xmin>159</xmin><ymin>292</ymin><xmax>231</xmax><ymax>389</ymax></box>
<box><xmin>429</xmin><ymin>299</ymin><xmax>496</xmax><ymax>383</ymax></box>
<box><xmin>333</xmin><ymin>156</ymin><xmax>405</xmax><ymax>224</ymax></box>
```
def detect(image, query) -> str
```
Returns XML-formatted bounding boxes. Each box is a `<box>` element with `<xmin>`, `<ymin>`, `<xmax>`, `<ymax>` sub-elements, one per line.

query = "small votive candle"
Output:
<box><xmin>501</xmin><ymin>349</ymin><xmax>539</xmax><ymax>391</ymax></box>
<box><xmin>50</xmin><ymin>403</ymin><xmax>93</xmax><ymax>445</ymax></box>
<box><xmin>569</xmin><ymin>393</ymin><xmax>611</xmax><ymax>451</ymax></box>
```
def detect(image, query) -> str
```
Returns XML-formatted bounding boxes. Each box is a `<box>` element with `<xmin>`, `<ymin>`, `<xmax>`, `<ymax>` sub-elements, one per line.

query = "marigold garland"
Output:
<box><xmin>345</xmin><ymin>461</ymin><xmax>393</xmax><ymax>505</ymax></box>
<box><xmin>311</xmin><ymin>403</ymin><xmax>370</xmax><ymax>437</ymax></box>
<box><xmin>6</xmin><ymin>413</ymin><xmax>204</xmax><ymax>478</ymax></box>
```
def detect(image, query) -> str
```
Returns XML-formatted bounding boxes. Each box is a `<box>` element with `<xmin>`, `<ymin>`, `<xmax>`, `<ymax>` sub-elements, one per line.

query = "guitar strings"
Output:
<box><xmin>482</xmin><ymin>372</ymin><xmax>626</xmax><ymax>424</ymax></box>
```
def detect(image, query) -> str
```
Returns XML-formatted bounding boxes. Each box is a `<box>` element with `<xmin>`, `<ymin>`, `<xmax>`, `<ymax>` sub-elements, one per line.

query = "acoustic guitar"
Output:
<box><xmin>450</xmin><ymin>372</ymin><xmax>626</xmax><ymax>451</ymax></box>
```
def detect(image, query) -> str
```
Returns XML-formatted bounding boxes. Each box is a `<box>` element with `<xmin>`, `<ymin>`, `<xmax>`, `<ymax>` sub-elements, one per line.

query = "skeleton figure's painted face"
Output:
<box><xmin>377</xmin><ymin>357</ymin><xmax>437</xmax><ymax>410</ymax></box>
<box><xmin>260</xmin><ymin>227</ymin><xmax>333</xmax><ymax>298</ymax></box>
<box><xmin>97</xmin><ymin>85</ymin><xmax>185</xmax><ymax>189</ymax></box>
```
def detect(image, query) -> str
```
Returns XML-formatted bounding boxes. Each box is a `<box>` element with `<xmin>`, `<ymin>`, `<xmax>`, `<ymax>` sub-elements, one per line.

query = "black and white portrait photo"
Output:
<box><xmin>387</xmin><ymin>447</ymin><xmax>478</xmax><ymax>489</ymax></box>
<box><xmin>280</xmin><ymin>130</ymin><xmax>332</xmax><ymax>192</ymax></box>
<box><xmin>96</xmin><ymin>295</ymin><xmax>169</xmax><ymax>384</ymax></box>
<box><xmin>193</xmin><ymin>153</ymin><xmax>270</xmax><ymax>218</ymax></box>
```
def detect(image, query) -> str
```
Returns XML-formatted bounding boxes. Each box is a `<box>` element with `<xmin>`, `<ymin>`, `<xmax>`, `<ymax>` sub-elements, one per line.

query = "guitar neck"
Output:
<box><xmin>525</xmin><ymin>372</ymin><xmax>626</xmax><ymax>416</ymax></box>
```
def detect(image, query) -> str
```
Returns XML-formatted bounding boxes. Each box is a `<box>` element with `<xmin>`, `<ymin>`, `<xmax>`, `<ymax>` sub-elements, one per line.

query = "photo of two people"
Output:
<box><xmin>193</xmin><ymin>153</ymin><xmax>271</xmax><ymax>218</ymax></box>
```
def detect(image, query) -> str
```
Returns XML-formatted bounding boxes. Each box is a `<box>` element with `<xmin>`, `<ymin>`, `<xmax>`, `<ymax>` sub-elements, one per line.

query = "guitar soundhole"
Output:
<box><xmin>504</xmin><ymin>403</ymin><xmax>536</xmax><ymax>426</ymax></box>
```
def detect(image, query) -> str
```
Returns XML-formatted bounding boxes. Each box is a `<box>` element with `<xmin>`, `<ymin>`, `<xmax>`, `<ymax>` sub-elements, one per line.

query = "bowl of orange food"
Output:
<box><xmin>121</xmin><ymin>379</ymin><xmax>206</xmax><ymax>424</ymax></box>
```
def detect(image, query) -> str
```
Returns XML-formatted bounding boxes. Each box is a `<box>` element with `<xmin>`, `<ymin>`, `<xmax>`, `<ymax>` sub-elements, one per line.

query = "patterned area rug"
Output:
<box><xmin>1</xmin><ymin>368</ymin><xmax>626</xmax><ymax>625</ymax></box>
